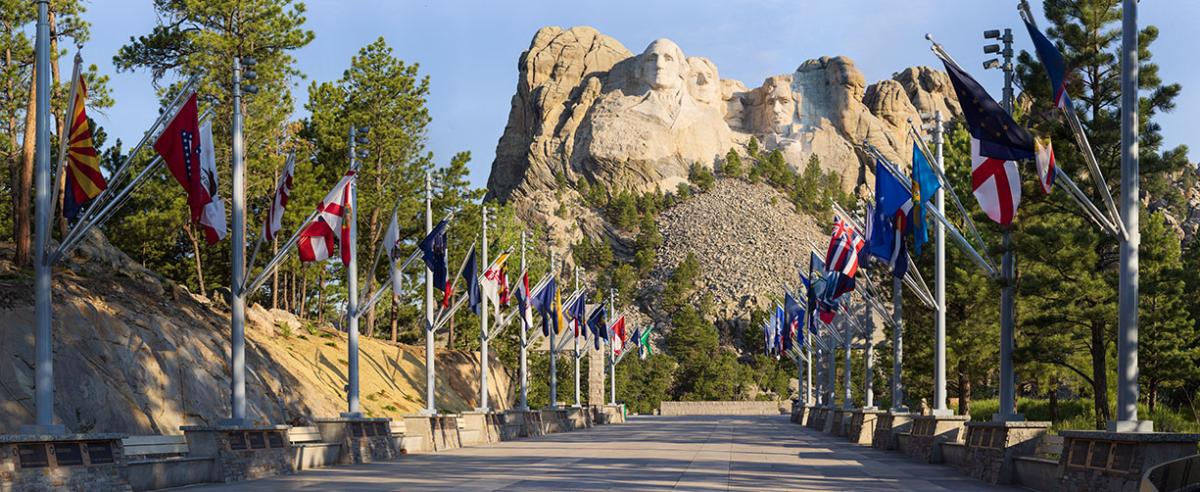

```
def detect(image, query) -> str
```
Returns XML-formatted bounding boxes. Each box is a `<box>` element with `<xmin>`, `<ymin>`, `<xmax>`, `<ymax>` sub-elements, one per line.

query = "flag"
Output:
<box><xmin>463</xmin><ymin>246</ymin><xmax>480</xmax><ymax>315</ymax></box>
<box><xmin>514</xmin><ymin>270</ymin><xmax>534</xmax><ymax>331</ymax></box>
<box><xmin>911</xmin><ymin>143</ymin><xmax>941</xmax><ymax>255</ymax></box>
<box><xmin>196</xmin><ymin>120</ymin><xmax>225</xmax><ymax>244</ymax></box>
<box><xmin>534</xmin><ymin>276</ymin><xmax>558</xmax><ymax>337</ymax></box>
<box><xmin>263</xmin><ymin>153</ymin><xmax>296</xmax><ymax>242</ymax></box>
<box><xmin>419</xmin><ymin>219</ymin><xmax>451</xmax><ymax>306</ymax></box>
<box><xmin>784</xmin><ymin>292</ymin><xmax>803</xmax><ymax>351</ymax></box>
<box><xmin>940</xmin><ymin>58</ymin><xmax>1034</xmax><ymax>161</ymax></box>
<box><xmin>498</xmin><ymin>262</ymin><xmax>511</xmax><ymax>307</ymax></box>
<box><xmin>383</xmin><ymin>210</ymin><xmax>403</xmax><ymax>294</ymax></box>
<box><xmin>763</xmin><ymin>319</ymin><xmax>773</xmax><ymax>356</ymax></box>
<box><xmin>971</xmin><ymin>137</ymin><xmax>1022</xmax><ymax>225</ymax></box>
<box><xmin>554</xmin><ymin>284</ymin><xmax>565</xmax><ymax>335</ymax></box>
<box><xmin>610</xmin><ymin>315</ymin><xmax>627</xmax><ymax>355</ymax></box>
<box><xmin>62</xmin><ymin>74</ymin><xmax>106</xmax><ymax>221</ymax></box>
<box><xmin>480</xmin><ymin>253</ymin><xmax>510</xmax><ymax>318</ymax></box>
<box><xmin>156</xmin><ymin>92</ymin><xmax>223</xmax><ymax>234</ymax></box>
<box><xmin>1035</xmin><ymin>137</ymin><xmax>1056</xmax><ymax>195</ymax></box>
<box><xmin>638</xmin><ymin>326</ymin><xmax>653</xmax><ymax>359</ymax></box>
<box><xmin>1023</xmin><ymin>17</ymin><xmax>1072</xmax><ymax>110</ymax></box>
<box><xmin>774</xmin><ymin>305</ymin><xmax>785</xmax><ymax>355</ymax></box>
<box><xmin>298</xmin><ymin>171</ymin><xmax>355</xmax><ymax>265</ymax></box>
<box><xmin>567</xmin><ymin>292</ymin><xmax>587</xmax><ymax>337</ymax></box>
<box><xmin>587</xmin><ymin>303</ymin><xmax>607</xmax><ymax>351</ymax></box>
<box><xmin>867</xmin><ymin>161</ymin><xmax>912</xmax><ymax>277</ymax></box>
<box><xmin>822</xmin><ymin>216</ymin><xmax>866</xmax><ymax>317</ymax></box>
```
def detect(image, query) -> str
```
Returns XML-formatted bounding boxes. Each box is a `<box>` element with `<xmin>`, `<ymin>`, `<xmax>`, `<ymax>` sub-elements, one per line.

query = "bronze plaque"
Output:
<box><xmin>228</xmin><ymin>432</ymin><xmax>247</xmax><ymax>450</ymax></box>
<box><xmin>350</xmin><ymin>422</ymin><xmax>364</xmax><ymax>438</ymax></box>
<box><xmin>1111</xmin><ymin>443</ymin><xmax>1136</xmax><ymax>471</ymax></box>
<box><xmin>85</xmin><ymin>441</ymin><xmax>114</xmax><ymax>464</ymax></box>
<box><xmin>17</xmin><ymin>444</ymin><xmax>49</xmax><ymax>468</ymax></box>
<box><xmin>53</xmin><ymin>442</ymin><xmax>84</xmax><ymax>466</ymax></box>
<box><xmin>1090</xmin><ymin>442</ymin><xmax>1111</xmax><ymax>469</ymax></box>
<box><xmin>991</xmin><ymin>428</ymin><xmax>1005</xmax><ymax>448</ymax></box>
<box><xmin>377</xmin><ymin>422</ymin><xmax>389</xmax><ymax>436</ymax></box>
<box><xmin>267</xmin><ymin>431</ymin><xmax>284</xmax><ymax>448</ymax></box>
<box><xmin>1069</xmin><ymin>440</ymin><xmax>1090</xmax><ymax>467</ymax></box>
<box><xmin>247</xmin><ymin>432</ymin><xmax>267</xmax><ymax>449</ymax></box>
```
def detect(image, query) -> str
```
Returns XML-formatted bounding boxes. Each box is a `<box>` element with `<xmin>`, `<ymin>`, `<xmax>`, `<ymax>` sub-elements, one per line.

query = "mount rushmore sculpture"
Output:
<box><xmin>487</xmin><ymin>26</ymin><xmax>961</xmax><ymax>209</ymax></box>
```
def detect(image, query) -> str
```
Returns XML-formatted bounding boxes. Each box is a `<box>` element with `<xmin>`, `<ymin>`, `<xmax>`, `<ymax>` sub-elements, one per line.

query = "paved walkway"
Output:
<box><xmin>187</xmin><ymin>415</ymin><xmax>1016</xmax><ymax>491</ymax></box>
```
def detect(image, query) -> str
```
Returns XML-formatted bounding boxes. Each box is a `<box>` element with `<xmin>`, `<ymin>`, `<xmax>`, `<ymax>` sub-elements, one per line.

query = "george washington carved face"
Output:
<box><xmin>639</xmin><ymin>39</ymin><xmax>687</xmax><ymax>92</ymax></box>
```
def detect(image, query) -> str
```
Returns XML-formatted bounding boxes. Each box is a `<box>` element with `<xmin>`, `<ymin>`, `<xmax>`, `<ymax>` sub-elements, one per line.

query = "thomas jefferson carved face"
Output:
<box><xmin>639</xmin><ymin>39</ymin><xmax>686</xmax><ymax>92</ymax></box>
<box><xmin>687</xmin><ymin>57</ymin><xmax>720</xmax><ymax>108</ymax></box>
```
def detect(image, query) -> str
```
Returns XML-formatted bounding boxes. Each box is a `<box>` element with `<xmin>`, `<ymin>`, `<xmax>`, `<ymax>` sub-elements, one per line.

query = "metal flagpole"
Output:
<box><xmin>477</xmin><ymin>205</ymin><xmax>490</xmax><ymax>411</ymax></box>
<box><xmin>573</xmin><ymin>266</ymin><xmax>582</xmax><ymax>408</ymax></box>
<box><xmin>864</xmin><ymin>311</ymin><xmax>875</xmax><ymax>409</ymax></box>
<box><xmin>548</xmin><ymin>251</ymin><xmax>557</xmax><ymax>408</ymax></box>
<box><xmin>518</xmin><ymin>231</ymin><xmax>529</xmax><ymax>411</ymax></box>
<box><xmin>225</xmin><ymin>54</ymin><xmax>250</xmax><ymax>425</ymax></box>
<box><xmin>932</xmin><ymin>111</ymin><xmax>951</xmax><ymax>417</ymax></box>
<box><xmin>422</xmin><ymin>170</ymin><xmax>436</xmax><ymax>415</ymax></box>
<box><xmin>825</xmin><ymin>325</ymin><xmax>836</xmax><ymax>409</ymax></box>
<box><xmin>27</xmin><ymin>0</ymin><xmax>62</xmax><ymax>434</ymax></box>
<box><xmin>842</xmin><ymin>318</ymin><xmax>854</xmax><ymax>409</ymax></box>
<box><xmin>1113</xmin><ymin>0</ymin><xmax>1147</xmax><ymax>432</ymax></box>
<box><xmin>609</xmin><ymin>289</ymin><xmax>617</xmax><ymax>406</ymax></box>
<box><xmin>344</xmin><ymin>126</ymin><xmax>366</xmax><ymax>417</ymax></box>
<box><xmin>891</xmin><ymin>277</ymin><xmax>907</xmax><ymax>412</ymax></box>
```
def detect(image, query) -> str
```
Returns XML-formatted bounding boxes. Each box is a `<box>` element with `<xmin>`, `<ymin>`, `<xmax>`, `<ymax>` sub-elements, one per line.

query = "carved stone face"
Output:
<box><xmin>760</xmin><ymin>75</ymin><xmax>796</xmax><ymax>133</ymax></box>
<box><xmin>687</xmin><ymin>57</ymin><xmax>720</xmax><ymax>108</ymax></box>
<box><xmin>639</xmin><ymin>39</ymin><xmax>686</xmax><ymax>92</ymax></box>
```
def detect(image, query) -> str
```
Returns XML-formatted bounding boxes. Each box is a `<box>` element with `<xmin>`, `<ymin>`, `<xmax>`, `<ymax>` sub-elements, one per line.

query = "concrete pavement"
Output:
<box><xmin>184</xmin><ymin>414</ymin><xmax>1017</xmax><ymax>491</ymax></box>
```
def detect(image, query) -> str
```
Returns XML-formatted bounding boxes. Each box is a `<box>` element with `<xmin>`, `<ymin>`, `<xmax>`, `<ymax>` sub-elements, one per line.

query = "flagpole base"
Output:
<box><xmin>17</xmin><ymin>424</ymin><xmax>66</xmax><ymax>435</ymax></box>
<box><xmin>1106</xmin><ymin>419</ymin><xmax>1154</xmax><ymax>433</ymax></box>
<box><xmin>418</xmin><ymin>408</ymin><xmax>437</xmax><ymax>416</ymax></box>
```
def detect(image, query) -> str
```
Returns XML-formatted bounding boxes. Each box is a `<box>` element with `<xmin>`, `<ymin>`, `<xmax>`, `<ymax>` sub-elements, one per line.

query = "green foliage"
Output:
<box><xmin>632</xmin><ymin>213</ymin><xmax>661</xmax><ymax>275</ymax></box>
<box><xmin>688</xmin><ymin>163</ymin><xmax>715</xmax><ymax>193</ymax></box>
<box><xmin>721</xmin><ymin>148</ymin><xmax>743</xmax><ymax>178</ymax></box>
<box><xmin>617</xmin><ymin>354</ymin><xmax>677</xmax><ymax>414</ymax></box>
<box><xmin>660</xmin><ymin>253</ymin><xmax>699</xmax><ymax>315</ymax></box>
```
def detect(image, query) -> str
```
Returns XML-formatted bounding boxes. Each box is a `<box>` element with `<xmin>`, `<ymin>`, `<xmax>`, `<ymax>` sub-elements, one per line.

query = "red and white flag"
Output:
<box><xmin>383</xmin><ymin>210</ymin><xmax>403</xmax><ymax>294</ymax></box>
<box><xmin>196</xmin><ymin>120</ymin><xmax>225</xmax><ymax>244</ymax></box>
<box><xmin>155</xmin><ymin>92</ymin><xmax>223</xmax><ymax>242</ymax></box>
<box><xmin>298</xmin><ymin>171</ymin><xmax>355</xmax><ymax>265</ymax></box>
<box><xmin>971</xmin><ymin>137</ymin><xmax>1021</xmax><ymax>226</ymax></box>
<box><xmin>610</xmin><ymin>315</ymin><xmax>627</xmax><ymax>356</ymax></box>
<box><xmin>263</xmin><ymin>153</ymin><xmax>296</xmax><ymax>241</ymax></box>
<box><xmin>1035</xmin><ymin>137</ymin><xmax>1056</xmax><ymax>195</ymax></box>
<box><xmin>480</xmin><ymin>253</ymin><xmax>510</xmax><ymax>318</ymax></box>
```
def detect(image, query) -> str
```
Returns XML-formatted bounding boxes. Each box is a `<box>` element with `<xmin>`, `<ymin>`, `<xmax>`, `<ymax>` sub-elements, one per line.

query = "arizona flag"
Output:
<box><xmin>62</xmin><ymin>74</ymin><xmax>106</xmax><ymax>221</ymax></box>
<box><xmin>298</xmin><ymin>171</ymin><xmax>354</xmax><ymax>265</ymax></box>
<box><xmin>1035</xmin><ymin>138</ymin><xmax>1056</xmax><ymax>195</ymax></box>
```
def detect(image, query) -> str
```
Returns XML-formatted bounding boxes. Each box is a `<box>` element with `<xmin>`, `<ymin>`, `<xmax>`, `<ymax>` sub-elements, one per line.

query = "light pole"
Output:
<box><xmin>225</xmin><ymin>54</ymin><xmax>258</xmax><ymax>426</ymax></box>
<box><xmin>573</xmin><ymin>266</ymin><xmax>582</xmax><ymax>408</ymax></box>
<box><xmin>926</xmin><ymin>110</ymin><xmax>951</xmax><ymax>417</ymax></box>
<box><xmin>984</xmin><ymin>27</ymin><xmax>1022</xmax><ymax>422</ymax></box>
<box><xmin>343</xmin><ymin>126</ymin><xmax>368</xmax><ymax>418</ymax></box>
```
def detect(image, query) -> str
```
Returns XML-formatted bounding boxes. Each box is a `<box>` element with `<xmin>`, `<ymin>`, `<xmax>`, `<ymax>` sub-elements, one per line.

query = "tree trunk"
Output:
<box><xmin>183</xmin><ymin>223</ymin><xmax>207</xmax><ymax>297</ymax></box>
<box><xmin>957</xmin><ymin>359</ymin><xmax>971</xmax><ymax>417</ymax></box>
<box><xmin>1049</xmin><ymin>377</ymin><xmax>1059</xmax><ymax>423</ymax></box>
<box><xmin>14</xmin><ymin>62</ymin><xmax>35</xmax><ymax>266</ymax></box>
<box><xmin>389</xmin><ymin>293</ymin><xmax>398</xmax><ymax>343</ymax></box>
<box><xmin>299</xmin><ymin>266</ymin><xmax>308</xmax><ymax>318</ymax></box>
<box><xmin>317</xmin><ymin>267</ymin><xmax>325</xmax><ymax>326</ymax></box>
<box><xmin>1090</xmin><ymin>320</ymin><xmax>1111</xmax><ymax>430</ymax></box>
<box><xmin>363</xmin><ymin>206</ymin><xmax>380</xmax><ymax>336</ymax></box>
<box><xmin>1148</xmin><ymin>382</ymin><xmax>1157</xmax><ymax>414</ymax></box>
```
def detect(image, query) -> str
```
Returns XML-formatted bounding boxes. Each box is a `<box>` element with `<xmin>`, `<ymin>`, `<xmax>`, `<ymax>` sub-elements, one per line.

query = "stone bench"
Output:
<box><xmin>123</xmin><ymin>435</ymin><xmax>189</xmax><ymax>462</ymax></box>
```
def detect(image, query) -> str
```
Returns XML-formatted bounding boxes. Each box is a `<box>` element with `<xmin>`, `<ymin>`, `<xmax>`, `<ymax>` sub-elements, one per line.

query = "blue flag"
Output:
<box><xmin>784</xmin><ymin>292</ymin><xmax>804</xmax><ymax>348</ymax></box>
<box><xmin>911</xmin><ymin>143</ymin><xmax>941</xmax><ymax>256</ymax></box>
<box><xmin>1023</xmin><ymin>18</ymin><xmax>1071</xmax><ymax>110</ymax></box>
<box><xmin>463</xmin><ymin>246</ymin><xmax>480</xmax><ymax>315</ymax></box>
<box><xmin>535</xmin><ymin>277</ymin><xmax>557</xmax><ymax>337</ymax></box>
<box><xmin>587</xmin><ymin>303</ymin><xmax>607</xmax><ymax>350</ymax></box>
<box><xmin>775</xmin><ymin>305</ymin><xmax>786</xmax><ymax>353</ymax></box>
<box><xmin>867</xmin><ymin>161</ymin><xmax>912</xmax><ymax>277</ymax></box>
<box><xmin>419</xmin><ymin>219</ymin><xmax>451</xmax><ymax>302</ymax></box>
<box><xmin>940</xmin><ymin>58</ymin><xmax>1034</xmax><ymax>161</ymax></box>
<box><xmin>568</xmin><ymin>293</ymin><xmax>587</xmax><ymax>338</ymax></box>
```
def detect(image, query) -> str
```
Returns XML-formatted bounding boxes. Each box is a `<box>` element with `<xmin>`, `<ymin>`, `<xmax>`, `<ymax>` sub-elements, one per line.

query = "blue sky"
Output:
<box><xmin>80</xmin><ymin>0</ymin><xmax>1198</xmax><ymax>189</ymax></box>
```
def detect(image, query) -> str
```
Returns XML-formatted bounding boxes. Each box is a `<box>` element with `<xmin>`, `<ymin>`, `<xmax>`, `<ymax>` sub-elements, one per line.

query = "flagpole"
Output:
<box><xmin>842</xmin><ymin>316</ymin><xmax>854</xmax><ymax>410</ymax></box>
<box><xmin>344</xmin><ymin>126</ymin><xmax>365</xmax><ymax>417</ymax></box>
<box><xmin>932</xmin><ymin>111</ymin><xmax>951</xmax><ymax>417</ymax></box>
<box><xmin>863</xmin><ymin>308</ymin><xmax>876</xmax><ymax>409</ymax></box>
<box><xmin>1113</xmin><ymin>0</ymin><xmax>1146</xmax><ymax>432</ymax></box>
<box><xmin>477</xmin><ymin>204</ymin><xmax>490</xmax><ymax>412</ymax></box>
<box><xmin>422</xmin><ymin>170</ymin><xmax>436</xmax><ymax>416</ymax></box>
<box><xmin>25</xmin><ymin>0</ymin><xmax>62</xmax><ymax>434</ymax></box>
<box><xmin>224</xmin><ymin>54</ymin><xmax>250</xmax><ymax>425</ymax></box>
<box><xmin>50</xmin><ymin>53</ymin><xmax>82</xmax><ymax>225</ymax></box>
<box><xmin>573</xmin><ymin>266</ymin><xmax>581</xmax><ymax>408</ymax></box>
<box><xmin>548</xmin><ymin>250</ymin><xmax>559</xmax><ymax>409</ymax></box>
<box><xmin>518</xmin><ymin>231</ymin><xmax>529</xmax><ymax>411</ymax></box>
<box><xmin>609</xmin><ymin>288</ymin><xmax>616</xmax><ymax>406</ymax></box>
<box><xmin>825</xmin><ymin>323</ymin><xmax>836</xmax><ymax>410</ymax></box>
<box><xmin>891</xmin><ymin>277</ymin><xmax>907</xmax><ymax>413</ymax></box>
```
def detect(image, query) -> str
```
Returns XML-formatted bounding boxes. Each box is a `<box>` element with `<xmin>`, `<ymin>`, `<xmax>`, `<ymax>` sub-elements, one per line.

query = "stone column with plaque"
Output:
<box><xmin>899</xmin><ymin>414</ymin><xmax>969</xmax><ymax>463</ymax></box>
<box><xmin>871</xmin><ymin>411</ymin><xmax>912</xmax><ymax>451</ymax></box>
<box><xmin>313</xmin><ymin>417</ymin><xmax>398</xmax><ymax>464</ymax></box>
<box><xmin>847</xmin><ymin>409</ymin><xmax>887</xmax><ymax>445</ymax></box>
<box><xmin>181</xmin><ymin>424</ymin><xmax>292</xmax><ymax>482</ymax></box>
<box><xmin>1056</xmin><ymin>430</ymin><xmax>1200</xmax><ymax>491</ymax></box>
<box><xmin>959</xmin><ymin>421</ymin><xmax>1050</xmax><ymax>484</ymax></box>
<box><xmin>0</xmin><ymin>433</ymin><xmax>129</xmax><ymax>491</ymax></box>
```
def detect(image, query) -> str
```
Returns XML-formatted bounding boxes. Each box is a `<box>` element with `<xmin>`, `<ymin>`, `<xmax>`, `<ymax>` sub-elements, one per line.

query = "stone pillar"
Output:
<box><xmin>900</xmin><ymin>415</ymin><xmax>969</xmax><ymax>464</ymax></box>
<box><xmin>872</xmin><ymin>411</ymin><xmax>913</xmax><ymax>451</ymax></box>
<box><xmin>959</xmin><ymin>421</ymin><xmax>1049</xmax><ymax>485</ymax></box>
<box><xmin>1057</xmin><ymin>430</ymin><xmax>1200</xmax><ymax>491</ymax></box>
<box><xmin>847</xmin><ymin>409</ymin><xmax>886</xmax><ymax>446</ymax></box>
<box><xmin>181</xmin><ymin>424</ymin><xmax>293</xmax><ymax>482</ymax></box>
<box><xmin>0</xmin><ymin>433</ymin><xmax>129</xmax><ymax>491</ymax></box>
<box><xmin>313</xmin><ymin>417</ymin><xmax>398</xmax><ymax>464</ymax></box>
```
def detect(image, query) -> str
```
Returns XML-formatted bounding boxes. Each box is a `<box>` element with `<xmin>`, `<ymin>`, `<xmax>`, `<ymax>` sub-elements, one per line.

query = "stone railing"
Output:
<box><xmin>659</xmin><ymin>401</ymin><xmax>787</xmax><ymax>416</ymax></box>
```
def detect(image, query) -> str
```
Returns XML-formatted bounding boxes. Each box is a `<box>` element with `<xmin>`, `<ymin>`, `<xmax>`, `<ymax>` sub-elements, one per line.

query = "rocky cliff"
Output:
<box><xmin>0</xmin><ymin>232</ymin><xmax>512</xmax><ymax>435</ymax></box>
